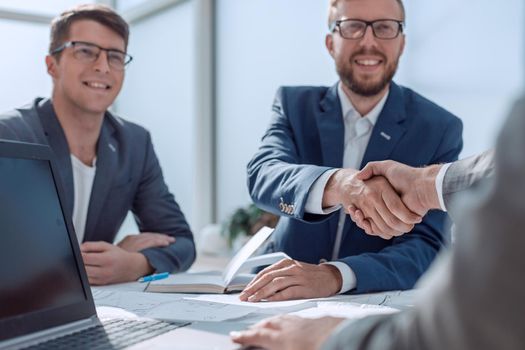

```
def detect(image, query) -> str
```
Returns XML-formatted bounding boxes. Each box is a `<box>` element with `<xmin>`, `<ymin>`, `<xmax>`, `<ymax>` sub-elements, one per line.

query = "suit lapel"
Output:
<box><xmin>37</xmin><ymin>100</ymin><xmax>75</xmax><ymax>217</ymax></box>
<box><xmin>360</xmin><ymin>82</ymin><xmax>407</xmax><ymax>168</ymax></box>
<box><xmin>84</xmin><ymin>116</ymin><xmax>118</xmax><ymax>242</ymax></box>
<box><xmin>317</xmin><ymin>84</ymin><xmax>345</xmax><ymax>168</ymax></box>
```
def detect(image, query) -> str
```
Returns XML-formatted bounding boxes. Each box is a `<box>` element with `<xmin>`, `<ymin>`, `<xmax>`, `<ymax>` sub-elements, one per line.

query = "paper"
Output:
<box><xmin>145</xmin><ymin>299</ymin><xmax>254</xmax><ymax>322</ymax></box>
<box><xmin>291</xmin><ymin>302</ymin><xmax>399</xmax><ymax>319</ymax></box>
<box><xmin>92</xmin><ymin>289</ymin><xmax>254</xmax><ymax>322</ymax></box>
<box><xmin>344</xmin><ymin>290</ymin><xmax>419</xmax><ymax>310</ymax></box>
<box><xmin>92</xmin><ymin>289</ymin><xmax>184</xmax><ymax>316</ymax></box>
<box><xmin>186</xmin><ymin>294</ymin><xmax>315</xmax><ymax>314</ymax></box>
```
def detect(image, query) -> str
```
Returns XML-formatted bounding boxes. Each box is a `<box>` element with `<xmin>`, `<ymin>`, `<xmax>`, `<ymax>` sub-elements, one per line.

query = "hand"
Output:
<box><xmin>352</xmin><ymin>161</ymin><xmax>442</xmax><ymax>237</ymax></box>
<box><xmin>239</xmin><ymin>259</ymin><xmax>342</xmax><ymax>302</ymax></box>
<box><xmin>81</xmin><ymin>241</ymin><xmax>154</xmax><ymax>285</ymax></box>
<box><xmin>323</xmin><ymin>169</ymin><xmax>422</xmax><ymax>239</ymax></box>
<box><xmin>117</xmin><ymin>232</ymin><xmax>175</xmax><ymax>252</ymax></box>
<box><xmin>231</xmin><ymin>315</ymin><xmax>344</xmax><ymax>350</ymax></box>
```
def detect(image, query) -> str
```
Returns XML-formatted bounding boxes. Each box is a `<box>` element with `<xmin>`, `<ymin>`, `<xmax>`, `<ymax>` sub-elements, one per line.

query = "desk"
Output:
<box><xmin>93</xmin><ymin>281</ymin><xmax>418</xmax><ymax>349</ymax></box>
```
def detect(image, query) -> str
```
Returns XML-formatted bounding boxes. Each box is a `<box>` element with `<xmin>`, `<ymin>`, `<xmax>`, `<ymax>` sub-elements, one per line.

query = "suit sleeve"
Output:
<box><xmin>340</xmin><ymin>117</ymin><xmax>463</xmax><ymax>293</ymax></box>
<box><xmin>247</xmin><ymin>87</ymin><xmax>335</xmax><ymax>222</ymax></box>
<box><xmin>132</xmin><ymin>133</ymin><xmax>196</xmax><ymax>273</ymax></box>
<box><xmin>442</xmin><ymin>149</ymin><xmax>495</xmax><ymax>209</ymax></box>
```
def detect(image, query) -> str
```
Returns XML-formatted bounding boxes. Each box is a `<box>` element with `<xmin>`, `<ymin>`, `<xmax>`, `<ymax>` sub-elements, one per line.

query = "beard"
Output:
<box><xmin>337</xmin><ymin>49</ymin><xmax>400</xmax><ymax>97</ymax></box>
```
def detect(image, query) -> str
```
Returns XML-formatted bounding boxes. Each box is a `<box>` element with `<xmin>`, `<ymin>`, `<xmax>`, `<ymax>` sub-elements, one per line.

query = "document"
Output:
<box><xmin>146</xmin><ymin>227</ymin><xmax>289</xmax><ymax>294</ymax></box>
<box><xmin>93</xmin><ymin>289</ymin><xmax>255</xmax><ymax>322</ymax></box>
<box><xmin>291</xmin><ymin>301</ymin><xmax>399</xmax><ymax>320</ymax></box>
<box><xmin>186</xmin><ymin>294</ymin><xmax>314</xmax><ymax>314</ymax></box>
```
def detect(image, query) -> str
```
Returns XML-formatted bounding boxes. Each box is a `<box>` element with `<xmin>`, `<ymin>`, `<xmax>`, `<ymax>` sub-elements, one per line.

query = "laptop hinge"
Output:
<box><xmin>1</xmin><ymin>316</ymin><xmax>100</xmax><ymax>350</ymax></box>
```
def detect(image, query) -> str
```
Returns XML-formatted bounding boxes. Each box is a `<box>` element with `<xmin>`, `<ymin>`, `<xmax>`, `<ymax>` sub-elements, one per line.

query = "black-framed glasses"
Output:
<box><xmin>329</xmin><ymin>19</ymin><xmax>404</xmax><ymax>40</ymax></box>
<box><xmin>51</xmin><ymin>41</ymin><xmax>133</xmax><ymax>71</ymax></box>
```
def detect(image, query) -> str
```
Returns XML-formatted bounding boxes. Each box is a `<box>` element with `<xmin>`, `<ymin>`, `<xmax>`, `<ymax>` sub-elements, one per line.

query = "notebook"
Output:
<box><xmin>146</xmin><ymin>227</ymin><xmax>289</xmax><ymax>294</ymax></box>
<box><xmin>0</xmin><ymin>140</ymin><xmax>190</xmax><ymax>350</ymax></box>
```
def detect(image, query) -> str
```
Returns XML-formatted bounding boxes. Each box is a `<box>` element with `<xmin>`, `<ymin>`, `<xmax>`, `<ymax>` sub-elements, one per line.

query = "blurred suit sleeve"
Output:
<box><xmin>442</xmin><ymin>149</ymin><xmax>495</xmax><ymax>208</ymax></box>
<box><xmin>321</xmin><ymin>97</ymin><xmax>525</xmax><ymax>350</ymax></box>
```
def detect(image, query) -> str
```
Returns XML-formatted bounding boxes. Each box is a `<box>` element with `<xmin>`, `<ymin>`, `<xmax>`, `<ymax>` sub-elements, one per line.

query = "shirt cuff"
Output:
<box><xmin>324</xmin><ymin>261</ymin><xmax>357</xmax><ymax>294</ymax></box>
<box><xmin>435</xmin><ymin>163</ymin><xmax>451</xmax><ymax>211</ymax></box>
<box><xmin>304</xmin><ymin>169</ymin><xmax>341</xmax><ymax>214</ymax></box>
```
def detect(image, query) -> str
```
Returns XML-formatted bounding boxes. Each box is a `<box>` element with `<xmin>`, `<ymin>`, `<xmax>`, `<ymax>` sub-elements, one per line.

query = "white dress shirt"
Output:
<box><xmin>71</xmin><ymin>155</ymin><xmax>96</xmax><ymax>243</ymax></box>
<box><xmin>305</xmin><ymin>82</ymin><xmax>389</xmax><ymax>293</ymax></box>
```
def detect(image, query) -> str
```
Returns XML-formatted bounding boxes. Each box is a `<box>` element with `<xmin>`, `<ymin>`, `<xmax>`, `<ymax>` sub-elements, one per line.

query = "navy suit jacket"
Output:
<box><xmin>0</xmin><ymin>98</ymin><xmax>196</xmax><ymax>273</ymax></box>
<box><xmin>247</xmin><ymin>82</ymin><xmax>463</xmax><ymax>293</ymax></box>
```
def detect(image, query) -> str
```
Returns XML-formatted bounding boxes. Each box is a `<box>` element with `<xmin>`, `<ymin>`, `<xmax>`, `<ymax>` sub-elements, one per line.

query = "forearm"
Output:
<box><xmin>442</xmin><ymin>150</ymin><xmax>495</xmax><ymax>205</ymax></box>
<box><xmin>321</xmin><ymin>313</ymin><xmax>416</xmax><ymax>350</ymax></box>
<box><xmin>141</xmin><ymin>236</ymin><xmax>196</xmax><ymax>273</ymax></box>
<box><xmin>133</xmin><ymin>252</ymin><xmax>155</xmax><ymax>277</ymax></box>
<box><xmin>248</xmin><ymin>160</ymin><xmax>332</xmax><ymax>219</ymax></box>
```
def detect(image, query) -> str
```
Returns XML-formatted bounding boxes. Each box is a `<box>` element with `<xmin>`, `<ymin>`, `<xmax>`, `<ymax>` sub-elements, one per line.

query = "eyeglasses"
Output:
<box><xmin>51</xmin><ymin>41</ymin><xmax>133</xmax><ymax>71</ymax></box>
<box><xmin>329</xmin><ymin>19</ymin><xmax>404</xmax><ymax>40</ymax></box>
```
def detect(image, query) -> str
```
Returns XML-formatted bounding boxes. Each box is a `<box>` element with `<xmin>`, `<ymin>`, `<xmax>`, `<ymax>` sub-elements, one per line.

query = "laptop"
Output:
<box><xmin>0</xmin><ymin>140</ymin><xmax>192</xmax><ymax>350</ymax></box>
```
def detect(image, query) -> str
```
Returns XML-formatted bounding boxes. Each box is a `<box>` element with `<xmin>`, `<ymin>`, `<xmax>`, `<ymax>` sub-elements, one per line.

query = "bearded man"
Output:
<box><xmin>240</xmin><ymin>0</ymin><xmax>463</xmax><ymax>302</ymax></box>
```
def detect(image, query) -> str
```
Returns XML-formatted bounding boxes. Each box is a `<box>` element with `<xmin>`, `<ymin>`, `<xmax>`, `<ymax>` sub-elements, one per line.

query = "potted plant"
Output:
<box><xmin>221</xmin><ymin>203</ymin><xmax>279</xmax><ymax>250</ymax></box>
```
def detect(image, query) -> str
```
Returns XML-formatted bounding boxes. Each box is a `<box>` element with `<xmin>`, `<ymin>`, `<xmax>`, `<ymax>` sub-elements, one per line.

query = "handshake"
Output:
<box><xmin>323</xmin><ymin>160</ymin><xmax>444</xmax><ymax>240</ymax></box>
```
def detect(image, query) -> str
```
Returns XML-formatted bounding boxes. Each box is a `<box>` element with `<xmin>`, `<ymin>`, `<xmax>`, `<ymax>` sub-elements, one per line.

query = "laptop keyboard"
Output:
<box><xmin>21</xmin><ymin>318</ymin><xmax>190</xmax><ymax>350</ymax></box>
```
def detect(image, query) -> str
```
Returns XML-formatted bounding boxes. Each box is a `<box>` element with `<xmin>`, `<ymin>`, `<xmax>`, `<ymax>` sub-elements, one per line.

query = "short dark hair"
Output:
<box><xmin>328</xmin><ymin>0</ymin><xmax>406</xmax><ymax>28</ymax></box>
<box><xmin>49</xmin><ymin>4</ymin><xmax>129</xmax><ymax>54</ymax></box>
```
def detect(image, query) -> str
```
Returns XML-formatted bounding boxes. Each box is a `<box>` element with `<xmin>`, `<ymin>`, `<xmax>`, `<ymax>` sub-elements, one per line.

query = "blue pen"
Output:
<box><xmin>138</xmin><ymin>272</ymin><xmax>169</xmax><ymax>283</ymax></box>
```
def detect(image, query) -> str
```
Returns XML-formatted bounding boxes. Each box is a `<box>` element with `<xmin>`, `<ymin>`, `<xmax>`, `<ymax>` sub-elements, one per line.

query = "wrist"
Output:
<box><xmin>132</xmin><ymin>252</ymin><xmax>155</xmax><ymax>278</ymax></box>
<box><xmin>322</xmin><ymin>169</ymin><xmax>343</xmax><ymax>207</ymax></box>
<box><xmin>320</xmin><ymin>264</ymin><xmax>343</xmax><ymax>295</ymax></box>
<box><xmin>417</xmin><ymin>165</ymin><xmax>442</xmax><ymax>211</ymax></box>
<box><xmin>322</xmin><ymin>169</ymin><xmax>357</xmax><ymax>208</ymax></box>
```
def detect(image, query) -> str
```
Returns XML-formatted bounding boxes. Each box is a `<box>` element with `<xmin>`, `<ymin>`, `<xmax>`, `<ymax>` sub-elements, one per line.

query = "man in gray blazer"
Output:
<box><xmin>231</xmin><ymin>97</ymin><xmax>524</xmax><ymax>349</ymax></box>
<box><xmin>0</xmin><ymin>4</ymin><xmax>195</xmax><ymax>285</ymax></box>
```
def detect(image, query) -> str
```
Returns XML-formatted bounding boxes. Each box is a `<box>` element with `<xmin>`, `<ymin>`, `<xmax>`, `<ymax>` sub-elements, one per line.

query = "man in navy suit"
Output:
<box><xmin>240</xmin><ymin>0</ymin><xmax>462</xmax><ymax>301</ymax></box>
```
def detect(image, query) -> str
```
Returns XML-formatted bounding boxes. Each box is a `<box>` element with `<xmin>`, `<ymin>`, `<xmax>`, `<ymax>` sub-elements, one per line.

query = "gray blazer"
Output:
<box><xmin>0</xmin><ymin>98</ymin><xmax>196</xmax><ymax>273</ymax></box>
<box><xmin>322</xmin><ymin>98</ymin><xmax>525</xmax><ymax>350</ymax></box>
<box><xmin>443</xmin><ymin>149</ymin><xmax>495</xmax><ymax>209</ymax></box>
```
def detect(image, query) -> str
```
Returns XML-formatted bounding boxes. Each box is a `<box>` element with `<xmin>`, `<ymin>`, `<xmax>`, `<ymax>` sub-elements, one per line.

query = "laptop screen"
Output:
<box><xmin>0</xmin><ymin>142</ymin><xmax>95</xmax><ymax>342</ymax></box>
<box><xmin>0</xmin><ymin>157</ymin><xmax>86</xmax><ymax>319</ymax></box>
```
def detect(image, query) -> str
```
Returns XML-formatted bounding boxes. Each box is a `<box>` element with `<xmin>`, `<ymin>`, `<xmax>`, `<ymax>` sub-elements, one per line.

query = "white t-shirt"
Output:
<box><xmin>71</xmin><ymin>155</ymin><xmax>97</xmax><ymax>243</ymax></box>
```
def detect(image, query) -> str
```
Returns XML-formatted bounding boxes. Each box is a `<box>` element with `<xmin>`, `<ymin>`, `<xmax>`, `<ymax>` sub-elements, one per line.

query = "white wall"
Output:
<box><xmin>114</xmin><ymin>1</ymin><xmax>197</xmax><ymax>238</ymax></box>
<box><xmin>0</xmin><ymin>20</ymin><xmax>51</xmax><ymax>112</ymax></box>
<box><xmin>396</xmin><ymin>0</ymin><xmax>524</xmax><ymax>157</ymax></box>
<box><xmin>215</xmin><ymin>0</ymin><xmax>524</xmax><ymax>223</ymax></box>
<box><xmin>0</xmin><ymin>0</ymin><xmax>86</xmax><ymax>15</ymax></box>
<box><xmin>215</xmin><ymin>0</ymin><xmax>338</xmax><ymax>221</ymax></box>
<box><xmin>116</xmin><ymin>0</ymin><xmax>150</xmax><ymax>12</ymax></box>
<box><xmin>0</xmin><ymin>0</ymin><xmax>94</xmax><ymax>112</ymax></box>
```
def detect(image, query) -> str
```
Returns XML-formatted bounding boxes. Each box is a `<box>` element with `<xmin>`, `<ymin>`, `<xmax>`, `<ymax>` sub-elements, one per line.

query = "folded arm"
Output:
<box><xmin>131</xmin><ymin>133</ymin><xmax>196</xmax><ymax>273</ymax></box>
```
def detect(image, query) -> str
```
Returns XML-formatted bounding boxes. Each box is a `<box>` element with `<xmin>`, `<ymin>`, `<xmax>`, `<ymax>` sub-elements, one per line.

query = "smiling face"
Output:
<box><xmin>326</xmin><ymin>0</ymin><xmax>405</xmax><ymax>97</ymax></box>
<box><xmin>46</xmin><ymin>19</ymin><xmax>125</xmax><ymax>116</ymax></box>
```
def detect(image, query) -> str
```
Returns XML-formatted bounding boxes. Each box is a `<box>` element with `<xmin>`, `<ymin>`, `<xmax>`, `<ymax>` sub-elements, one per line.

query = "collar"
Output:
<box><xmin>337</xmin><ymin>81</ymin><xmax>389</xmax><ymax>126</ymax></box>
